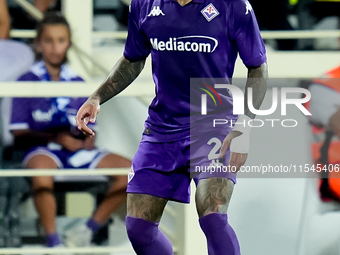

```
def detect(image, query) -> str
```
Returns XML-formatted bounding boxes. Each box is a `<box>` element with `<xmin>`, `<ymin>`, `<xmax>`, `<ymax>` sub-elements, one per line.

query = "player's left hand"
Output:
<box><xmin>219</xmin><ymin>130</ymin><xmax>248</xmax><ymax>172</ymax></box>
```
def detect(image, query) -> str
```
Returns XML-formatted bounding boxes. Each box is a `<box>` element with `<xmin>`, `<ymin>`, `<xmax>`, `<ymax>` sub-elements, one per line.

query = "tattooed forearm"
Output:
<box><xmin>244</xmin><ymin>62</ymin><xmax>268</xmax><ymax>119</ymax></box>
<box><xmin>90</xmin><ymin>57</ymin><xmax>146</xmax><ymax>104</ymax></box>
<box><xmin>196</xmin><ymin>178</ymin><xmax>234</xmax><ymax>217</ymax></box>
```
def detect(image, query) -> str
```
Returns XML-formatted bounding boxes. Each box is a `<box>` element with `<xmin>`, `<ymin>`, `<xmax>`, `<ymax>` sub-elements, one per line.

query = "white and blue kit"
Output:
<box><xmin>9</xmin><ymin>61</ymin><xmax>110</xmax><ymax>169</ymax></box>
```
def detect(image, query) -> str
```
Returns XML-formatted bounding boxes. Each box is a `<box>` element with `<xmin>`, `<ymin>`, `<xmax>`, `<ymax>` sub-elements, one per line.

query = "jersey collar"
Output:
<box><xmin>31</xmin><ymin>60</ymin><xmax>76</xmax><ymax>81</ymax></box>
<box><xmin>164</xmin><ymin>0</ymin><xmax>205</xmax><ymax>4</ymax></box>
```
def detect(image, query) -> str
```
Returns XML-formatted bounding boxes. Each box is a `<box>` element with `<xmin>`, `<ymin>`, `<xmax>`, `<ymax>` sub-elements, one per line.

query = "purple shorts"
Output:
<box><xmin>127</xmin><ymin>133</ymin><xmax>237</xmax><ymax>203</ymax></box>
<box><xmin>22</xmin><ymin>143</ymin><xmax>110</xmax><ymax>169</ymax></box>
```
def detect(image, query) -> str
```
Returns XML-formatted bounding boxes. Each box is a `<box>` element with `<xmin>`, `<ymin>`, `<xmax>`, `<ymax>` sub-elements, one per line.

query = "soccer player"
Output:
<box><xmin>9</xmin><ymin>13</ymin><xmax>131</xmax><ymax>248</ymax></box>
<box><xmin>76</xmin><ymin>0</ymin><xmax>268</xmax><ymax>254</ymax></box>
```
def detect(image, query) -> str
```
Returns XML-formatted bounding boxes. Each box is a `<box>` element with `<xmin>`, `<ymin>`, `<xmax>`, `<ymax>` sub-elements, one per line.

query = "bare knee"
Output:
<box><xmin>31</xmin><ymin>176</ymin><xmax>54</xmax><ymax>191</ymax></box>
<box><xmin>26</xmin><ymin>155</ymin><xmax>56</xmax><ymax>191</ymax></box>
<box><xmin>96</xmin><ymin>153</ymin><xmax>132</xmax><ymax>168</ymax></box>
<box><xmin>26</xmin><ymin>155</ymin><xmax>58</xmax><ymax>169</ymax></box>
<box><xmin>195</xmin><ymin>178</ymin><xmax>234</xmax><ymax>218</ymax></box>
<box><xmin>98</xmin><ymin>153</ymin><xmax>130</xmax><ymax>190</ymax></box>
<box><xmin>127</xmin><ymin>193</ymin><xmax>167</xmax><ymax>222</ymax></box>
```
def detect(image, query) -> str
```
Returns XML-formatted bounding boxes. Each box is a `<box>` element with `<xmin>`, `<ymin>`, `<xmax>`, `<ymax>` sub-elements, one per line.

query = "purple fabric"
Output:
<box><xmin>190</xmin><ymin>131</ymin><xmax>237</xmax><ymax>183</ymax></box>
<box><xmin>46</xmin><ymin>232</ymin><xmax>61</xmax><ymax>247</ymax></box>
<box><xmin>10</xmin><ymin>97</ymin><xmax>89</xmax><ymax>132</ymax></box>
<box><xmin>124</xmin><ymin>0</ymin><xmax>266</xmax><ymax>142</ymax></box>
<box><xmin>126</xmin><ymin>216</ymin><xmax>173</xmax><ymax>255</ymax></box>
<box><xmin>17</xmin><ymin>61</ymin><xmax>84</xmax><ymax>82</ymax></box>
<box><xmin>127</xmin><ymin>133</ymin><xmax>236</xmax><ymax>203</ymax></box>
<box><xmin>127</xmin><ymin>139</ymin><xmax>192</xmax><ymax>203</ymax></box>
<box><xmin>199</xmin><ymin>213</ymin><xmax>240</xmax><ymax>255</ymax></box>
<box><xmin>18</xmin><ymin>71</ymin><xmax>83</xmax><ymax>82</ymax></box>
<box><xmin>87</xmin><ymin>218</ymin><xmax>101</xmax><ymax>233</ymax></box>
<box><xmin>17</xmin><ymin>72</ymin><xmax>41</xmax><ymax>81</ymax></box>
<box><xmin>22</xmin><ymin>146</ymin><xmax>106</xmax><ymax>169</ymax></box>
<box><xmin>10</xmin><ymin>60</ymin><xmax>92</xmax><ymax>133</ymax></box>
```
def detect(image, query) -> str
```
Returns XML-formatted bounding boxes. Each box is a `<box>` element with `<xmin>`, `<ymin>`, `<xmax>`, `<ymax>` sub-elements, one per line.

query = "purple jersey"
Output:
<box><xmin>124</xmin><ymin>0</ymin><xmax>266</xmax><ymax>142</ymax></box>
<box><xmin>9</xmin><ymin>61</ymin><xmax>94</xmax><ymax>136</ymax></box>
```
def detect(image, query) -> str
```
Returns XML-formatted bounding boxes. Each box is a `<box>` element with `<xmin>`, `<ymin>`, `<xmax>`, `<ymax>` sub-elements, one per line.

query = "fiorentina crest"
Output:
<box><xmin>201</xmin><ymin>3</ymin><xmax>219</xmax><ymax>22</ymax></box>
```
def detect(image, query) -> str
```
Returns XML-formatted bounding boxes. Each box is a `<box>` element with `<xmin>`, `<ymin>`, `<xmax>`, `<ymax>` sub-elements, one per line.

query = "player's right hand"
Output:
<box><xmin>219</xmin><ymin>130</ymin><xmax>248</xmax><ymax>172</ymax></box>
<box><xmin>76</xmin><ymin>98</ymin><xmax>100</xmax><ymax>137</ymax></box>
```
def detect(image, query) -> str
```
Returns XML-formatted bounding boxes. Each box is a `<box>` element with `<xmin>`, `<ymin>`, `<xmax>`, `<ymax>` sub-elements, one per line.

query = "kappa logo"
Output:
<box><xmin>245</xmin><ymin>1</ymin><xmax>252</xmax><ymax>15</ymax></box>
<box><xmin>148</xmin><ymin>6</ymin><xmax>165</xmax><ymax>17</ymax></box>
<box><xmin>201</xmin><ymin>3</ymin><xmax>219</xmax><ymax>22</ymax></box>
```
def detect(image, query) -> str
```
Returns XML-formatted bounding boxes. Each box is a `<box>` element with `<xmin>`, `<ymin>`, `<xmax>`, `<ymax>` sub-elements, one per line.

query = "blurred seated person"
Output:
<box><xmin>0</xmin><ymin>0</ymin><xmax>34</xmax><ymax>248</ymax></box>
<box><xmin>7</xmin><ymin>0</ymin><xmax>58</xmax><ymax>30</ymax></box>
<box><xmin>304</xmin><ymin>65</ymin><xmax>340</xmax><ymax>201</ymax></box>
<box><xmin>8</xmin><ymin>13</ymin><xmax>131</xmax><ymax>248</ymax></box>
<box><xmin>1</xmin><ymin>0</ymin><xmax>34</xmax><ymax>148</ymax></box>
<box><xmin>0</xmin><ymin>0</ymin><xmax>34</xmax><ymax>82</ymax></box>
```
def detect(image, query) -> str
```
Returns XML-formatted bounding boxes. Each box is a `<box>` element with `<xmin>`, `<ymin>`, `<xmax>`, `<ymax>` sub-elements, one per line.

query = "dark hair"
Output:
<box><xmin>35</xmin><ymin>12</ymin><xmax>71</xmax><ymax>62</ymax></box>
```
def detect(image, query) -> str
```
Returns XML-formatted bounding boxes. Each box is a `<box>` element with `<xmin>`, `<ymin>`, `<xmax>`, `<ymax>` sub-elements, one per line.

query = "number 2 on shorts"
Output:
<box><xmin>207</xmin><ymin>137</ymin><xmax>222</xmax><ymax>160</ymax></box>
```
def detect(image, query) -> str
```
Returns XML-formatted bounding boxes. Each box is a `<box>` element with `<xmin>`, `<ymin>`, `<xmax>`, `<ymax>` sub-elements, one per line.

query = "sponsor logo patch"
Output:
<box><xmin>150</xmin><ymin>36</ymin><xmax>218</xmax><ymax>53</ymax></box>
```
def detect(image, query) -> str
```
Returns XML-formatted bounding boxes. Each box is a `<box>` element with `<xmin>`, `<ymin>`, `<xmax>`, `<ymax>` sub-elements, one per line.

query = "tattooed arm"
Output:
<box><xmin>76</xmin><ymin>57</ymin><xmax>145</xmax><ymax>136</ymax></box>
<box><xmin>219</xmin><ymin>62</ymin><xmax>268</xmax><ymax>170</ymax></box>
<box><xmin>91</xmin><ymin>57</ymin><xmax>146</xmax><ymax>105</ymax></box>
<box><xmin>196</xmin><ymin>63</ymin><xmax>268</xmax><ymax>217</ymax></box>
<box><xmin>244</xmin><ymin>62</ymin><xmax>268</xmax><ymax>119</ymax></box>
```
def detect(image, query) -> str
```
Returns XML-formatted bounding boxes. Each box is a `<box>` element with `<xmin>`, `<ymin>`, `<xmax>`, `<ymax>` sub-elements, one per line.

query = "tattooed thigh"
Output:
<box><xmin>195</xmin><ymin>178</ymin><xmax>234</xmax><ymax>218</ymax></box>
<box><xmin>127</xmin><ymin>193</ymin><xmax>168</xmax><ymax>222</ymax></box>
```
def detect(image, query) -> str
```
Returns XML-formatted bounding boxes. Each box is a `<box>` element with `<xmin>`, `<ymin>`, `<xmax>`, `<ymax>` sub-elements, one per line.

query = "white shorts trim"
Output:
<box><xmin>22</xmin><ymin>148</ymin><xmax>64</xmax><ymax>169</ymax></box>
<box><xmin>9</xmin><ymin>123</ymin><xmax>29</xmax><ymax>130</ymax></box>
<box><xmin>22</xmin><ymin>147</ymin><xmax>111</xmax><ymax>170</ymax></box>
<box><xmin>89</xmin><ymin>150</ymin><xmax>111</xmax><ymax>169</ymax></box>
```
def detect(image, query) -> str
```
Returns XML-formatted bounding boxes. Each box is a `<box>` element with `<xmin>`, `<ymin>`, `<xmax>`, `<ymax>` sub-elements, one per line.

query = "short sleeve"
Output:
<box><xmin>17</xmin><ymin>72</ymin><xmax>40</xmax><ymax>81</ymax></box>
<box><xmin>229</xmin><ymin>0</ymin><xmax>266</xmax><ymax>68</ymax></box>
<box><xmin>71</xmin><ymin>76</ymin><xmax>85</xmax><ymax>82</ymax></box>
<box><xmin>9</xmin><ymin>97</ymin><xmax>31</xmax><ymax>131</ymax></box>
<box><xmin>123</xmin><ymin>0</ymin><xmax>150</xmax><ymax>62</ymax></box>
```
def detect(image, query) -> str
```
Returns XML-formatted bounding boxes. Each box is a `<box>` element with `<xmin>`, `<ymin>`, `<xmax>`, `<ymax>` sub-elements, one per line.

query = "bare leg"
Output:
<box><xmin>27</xmin><ymin>155</ymin><xmax>58</xmax><ymax>235</ymax></box>
<box><xmin>92</xmin><ymin>153</ymin><xmax>131</xmax><ymax>224</ymax></box>
<box><xmin>126</xmin><ymin>193</ymin><xmax>173</xmax><ymax>254</ymax></box>
<box><xmin>195</xmin><ymin>177</ymin><xmax>234</xmax><ymax>217</ymax></box>
<box><xmin>127</xmin><ymin>193</ymin><xmax>167</xmax><ymax>222</ymax></box>
<box><xmin>196</xmin><ymin>178</ymin><xmax>240</xmax><ymax>255</ymax></box>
